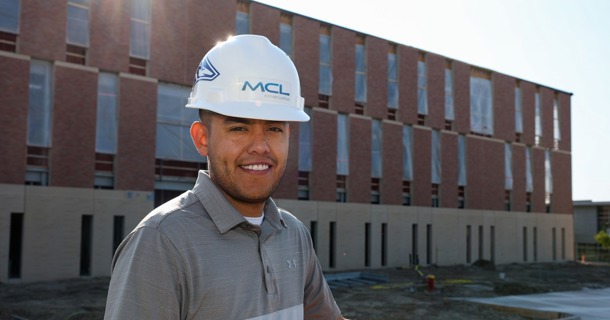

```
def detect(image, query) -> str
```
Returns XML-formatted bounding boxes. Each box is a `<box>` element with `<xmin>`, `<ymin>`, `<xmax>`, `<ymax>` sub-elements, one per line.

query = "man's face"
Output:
<box><xmin>195</xmin><ymin>114</ymin><xmax>290</xmax><ymax>211</ymax></box>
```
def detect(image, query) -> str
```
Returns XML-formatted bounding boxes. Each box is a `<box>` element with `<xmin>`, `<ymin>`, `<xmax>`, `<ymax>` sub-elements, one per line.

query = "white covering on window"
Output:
<box><xmin>388</xmin><ymin>52</ymin><xmax>398</xmax><ymax>109</ymax></box>
<box><xmin>431</xmin><ymin>130</ymin><xmax>441</xmax><ymax>184</ymax></box>
<box><xmin>535</xmin><ymin>92</ymin><xmax>542</xmax><ymax>138</ymax></box>
<box><xmin>445</xmin><ymin>68</ymin><xmax>454</xmax><ymax>120</ymax></box>
<box><xmin>155</xmin><ymin>83</ymin><xmax>201</xmax><ymax>162</ymax></box>
<box><xmin>371</xmin><ymin>120</ymin><xmax>382</xmax><ymax>178</ymax></box>
<box><xmin>470</xmin><ymin>76</ymin><xmax>493</xmax><ymax>135</ymax></box>
<box><xmin>96</xmin><ymin>73</ymin><xmax>118</xmax><ymax>154</ymax></box>
<box><xmin>337</xmin><ymin>114</ymin><xmax>349</xmax><ymax>175</ymax></box>
<box><xmin>553</xmin><ymin>98</ymin><xmax>561</xmax><ymax>141</ymax></box>
<box><xmin>402</xmin><ymin>125</ymin><xmax>413</xmax><ymax>181</ymax></box>
<box><xmin>130</xmin><ymin>0</ymin><xmax>151</xmax><ymax>58</ymax></box>
<box><xmin>515</xmin><ymin>87</ymin><xmax>523</xmax><ymax>133</ymax></box>
<box><xmin>67</xmin><ymin>0</ymin><xmax>90</xmax><ymax>47</ymax></box>
<box><xmin>458</xmin><ymin>135</ymin><xmax>467</xmax><ymax>186</ymax></box>
<box><xmin>355</xmin><ymin>43</ymin><xmax>367</xmax><ymax>103</ymax></box>
<box><xmin>525</xmin><ymin>147</ymin><xmax>533</xmax><ymax>192</ymax></box>
<box><xmin>27</xmin><ymin>60</ymin><xmax>53</xmax><ymax>147</ymax></box>
<box><xmin>417</xmin><ymin>61</ymin><xmax>428</xmax><ymax>114</ymax></box>
<box><xmin>319</xmin><ymin>34</ymin><xmax>332</xmax><ymax>95</ymax></box>
<box><xmin>505</xmin><ymin>143</ymin><xmax>513</xmax><ymax>190</ymax></box>
<box><xmin>298</xmin><ymin>108</ymin><xmax>312</xmax><ymax>172</ymax></box>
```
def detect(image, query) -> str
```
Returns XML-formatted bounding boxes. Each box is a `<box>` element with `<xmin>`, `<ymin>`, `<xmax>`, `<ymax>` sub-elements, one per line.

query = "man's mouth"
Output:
<box><xmin>241</xmin><ymin>164</ymin><xmax>270</xmax><ymax>171</ymax></box>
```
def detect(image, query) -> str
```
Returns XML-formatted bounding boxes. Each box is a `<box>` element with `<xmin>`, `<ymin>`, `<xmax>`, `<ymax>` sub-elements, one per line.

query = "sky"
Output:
<box><xmin>257</xmin><ymin>0</ymin><xmax>610</xmax><ymax>202</ymax></box>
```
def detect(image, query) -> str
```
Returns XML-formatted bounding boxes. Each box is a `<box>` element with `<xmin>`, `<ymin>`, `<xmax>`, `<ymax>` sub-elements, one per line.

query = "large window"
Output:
<box><xmin>27</xmin><ymin>60</ymin><xmax>53</xmax><ymax>147</ymax></box>
<box><xmin>445</xmin><ymin>63</ymin><xmax>454</xmax><ymax>122</ymax></box>
<box><xmin>515</xmin><ymin>84</ymin><xmax>523</xmax><ymax>135</ymax></box>
<box><xmin>130</xmin><ymin>0</ymin><xmax>150</xmax><ymax>59</ymax></box>
<box><xmin>545</xmin><ymin>150</ymin><xmax>553</xmax><ymax>211</ymax></box>
<box><xmin>525</xmin><ymin>147</ymin><xmax>533</xmax><ymax>193</ymax></box>
<box><xmin>535</xmin><ymin>90</ymin><xmax>542</xmax><ymax>145</ymax></box>
<box><xmin>235</xmin><ymin>1</ymin><xmax>250</xmax><ymax>35</ymax></box>
<box><xmin>156</xmin><ymin>83</ymin><xmax>200</xmax><ymax>162</ymax></box>
<box><xmin>0</xmin><ymin>0</ymin><xmax>20</xmax><ymax>33</ymax></box>
<box><xmin>553</xmin><ymin>96</ymin><xmax>561</xmax><ymax>149</ymax></box>
<box><xmin>417</xmin><ymin>55</ymin><xmax>428</xmax><ymax>116</ymax></box>
<box><xmin>337</xmin><ymin>114</ymin><xmax>349</xmax><ymax>202</ymax></box>
<box><xmin>387</xmin><ymin>47</ymin><xmax>398</xmax><ymax>110</ymax></box>
<box><xmin>402</xmin><ymin>125</ymin><xmax>413</xmax><ymax>206</ymax></box>
<box><xmin>371</xmin><ymin>120</ymin><xmax>382</xmax><ymax>204</ymax></box>
<box><xmin>470</xmin><ymin>70</ymin><xmax>493</xmax><ymax>135</ymax></box>
<box><xmin>431</xmin><ymin>130</ymin><xmax>441</xmax><ymax>207</ymax></box>
<box><xmin>66</xmin><ymin>0</ymin><xmax>90</xmax><ymax>47</ymax></box>
<box><xmin>319</xmin><ymin>25</ymin><xmax>332</xmax><ymax>97</ymax></box>
<box><xmin>505</xmin><ymin>143</ymin><xmax>513</xmax><ymax>190</ymax></box>
<box><xmin>96</xmin><ymin>73</ymin><xmax>118</xmax><ymax>154</ymax></box>
<box><xmin>279</xmin><ymin>13</ymin><xmax>293</xmax><ymax>58</ymax></box>
<box><xmin>298</xmin><ymin>108</ymin><xmax>312</xmax><ymax>200</ymax></box>
<box><xmin>355</xmin><ymin>35</ymin><xmax>367</xmax><ymax>105</ymax></box>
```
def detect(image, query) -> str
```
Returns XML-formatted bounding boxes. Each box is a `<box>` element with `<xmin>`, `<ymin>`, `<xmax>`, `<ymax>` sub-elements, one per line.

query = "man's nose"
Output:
<box><xmin>247</xmin><ymin>127</ymin><xmax>270</xmax><ymax>154</ymax></box>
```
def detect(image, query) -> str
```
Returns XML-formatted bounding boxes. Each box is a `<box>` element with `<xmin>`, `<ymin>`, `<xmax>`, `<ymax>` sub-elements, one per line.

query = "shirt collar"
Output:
<box><xmin>192</xmin><ymin>171</ymin><xmax>286</xmax><ymax>234</ymax></box>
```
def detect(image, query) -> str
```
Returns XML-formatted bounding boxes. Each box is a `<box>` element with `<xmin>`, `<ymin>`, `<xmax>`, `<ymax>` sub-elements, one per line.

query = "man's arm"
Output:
<box><xmin>104</xmin><ymin>227</ymin><xmax>185</xmax><ymax>319</ymax></box>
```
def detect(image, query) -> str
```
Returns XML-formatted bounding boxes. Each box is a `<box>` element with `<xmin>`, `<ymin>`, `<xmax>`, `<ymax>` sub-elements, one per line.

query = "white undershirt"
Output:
<box><xmin>245</xmin><ymin>214</ymin><xmax>265</xmax><ymax>226</ymax></box>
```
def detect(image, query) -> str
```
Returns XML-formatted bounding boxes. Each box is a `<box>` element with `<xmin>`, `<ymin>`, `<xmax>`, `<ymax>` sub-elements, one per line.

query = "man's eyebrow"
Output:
<box><xmin>223</xmin><ymin>117</ymin><xmax>287</xmax><ymax>126</ymax></box>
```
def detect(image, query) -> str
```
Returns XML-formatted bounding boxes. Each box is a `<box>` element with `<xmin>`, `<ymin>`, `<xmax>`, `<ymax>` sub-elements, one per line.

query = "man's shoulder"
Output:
<box><xmin>138</xmin><ymin>191</ymin><xmax>204</xmax><ymax>230</ymax></box>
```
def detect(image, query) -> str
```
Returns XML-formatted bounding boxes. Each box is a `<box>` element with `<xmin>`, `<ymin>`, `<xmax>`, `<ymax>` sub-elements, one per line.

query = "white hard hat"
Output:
<box><xmin>186</xmin><ymin>34</ymin><xmax>309</xmax><ymax>122</ymax></box>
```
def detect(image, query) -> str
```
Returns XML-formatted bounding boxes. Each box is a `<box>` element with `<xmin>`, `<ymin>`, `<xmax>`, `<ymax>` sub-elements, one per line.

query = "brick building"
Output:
<box><xmin>0</xmin><ymin>0</ymin><xmax>573</xmax><ymax>283</ymax></box>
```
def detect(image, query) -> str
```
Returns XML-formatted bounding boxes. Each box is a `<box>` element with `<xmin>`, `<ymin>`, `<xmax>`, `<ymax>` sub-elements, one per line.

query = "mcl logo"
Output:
<box><xmin>242</xmin><ymin>81</ymin><xmax>290</xmax><ymax>96</ymax></box>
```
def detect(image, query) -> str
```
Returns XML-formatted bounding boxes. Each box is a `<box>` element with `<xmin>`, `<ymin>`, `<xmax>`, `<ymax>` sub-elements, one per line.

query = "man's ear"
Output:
<box><xmin>190</xmin><ymin>121</ymin><xmax>209</xmax><ymax>157</ymax></box>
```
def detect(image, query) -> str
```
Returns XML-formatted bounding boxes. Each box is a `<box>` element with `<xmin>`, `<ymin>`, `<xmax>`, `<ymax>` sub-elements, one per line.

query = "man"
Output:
<box><xmin>104</xmin><ymin>35</ymin><xmax>345</xmax><ymax>319</ymax></box>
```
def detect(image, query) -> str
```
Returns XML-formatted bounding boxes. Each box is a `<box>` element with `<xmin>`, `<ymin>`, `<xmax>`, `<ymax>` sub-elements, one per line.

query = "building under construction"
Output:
<box><xmin>0</xmin><ymin>0</ymin><xmax>573</xmax><ymax>283</ymax></box>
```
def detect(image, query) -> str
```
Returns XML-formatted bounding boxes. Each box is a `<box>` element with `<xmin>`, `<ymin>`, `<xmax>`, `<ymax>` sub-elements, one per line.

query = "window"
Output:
<box><xmin>431</xmin><ymin>130</ymin><xmax>441</xmax><ymax>207</ymax></box>
<box><xmin>523</xmin><ymin>226</ymin><xmax>528</xmax><ymax>262</ymax></box>
<box><xmin>545</xmin><ymin>149</ymin><xmax>553</xmax><ymax>212</ymax></box>
<box><xmin>337</xmin><ymin>114</ymin><xmax>349</xmax><ymax>176</ymax></box>
<box><xmin>337</xmin><ymin>114</ymin><xmax>349</xmax><ymax>202</ymax></box>
<box><xmin>0</xmin><ymin>0</ymin><xmax>20</xmax><ymax>33</ymax></box>
<box><xmin>466</xmin><ymin>225</ymin><xmax>472</xmax><ymax>264</ymax></box>
<box><xmin>381</xmin><ymin>223</ymin><xmax>388</xmax><ymax>266</ymax></box>
<box><xmin>411</xmin><ymin>224</ymin><xmax>418</xmax><ymax>266</ymax></box>
<box><xmin>355</xmin><ymin>35</ymin><xmax>367</xmax><ymax>113</ymax></box>
<box><xmin>387</xmin><ymin>45</ymin><xmax>398</xmax><ymax>115</ymax></box>
<box><xmin>80</xmin><ymin>215</ymin><xmax>93</xmax><ymax>276</ymax></box>
<box><xmin>533</xmin><ymin>227</ymin><xmax>538</xmax><ymax>261</ymax></box>
<box><xmin>279</xmin><ymin>13</ymin><xmax>293</xmax><ymax>58</ymax></box>
<box><xmin>470</xmin><ymin>69</ymin><xmax>493</xmax><ymax>135</ymax></box>
<box><xmin>525</xmin><ymin>147</ymin><xmax>533</xmax><ymax>193</ymax></box>
<box><xmin>490</xmin><ymin>226</ymin><xmax>495</xmax><ymax>263</ymax></box>
<box><xmin>310</xmin><ymin>221</ymin><xmax>318</xmax><ymax>251</ymax></box>
<box><xmin>458</xmin><ymin>135</ymin><xmax>467</xmax><ymax>186</ymax></box>
<box><xmin>156</xmin><ymin>83</ymin><xmax>200</xmax><ymax>162</ymax></box>
<box><xmin>318</xmin><ymin>25</ymin><xmax>332</xmax><ymax>104</ymax></box>
<box><xmin>113</xmin><ymin>215</ymin><xmax>125</xmax><ymax>254</ymax></box>
<box><xmin>8</xmin><ymin>213</ymin><xmax>24</xmax><ymax>279</ymax></box>
<box><xmin>515</xmin><ymin>82</ymin><xmax>523</xmax><ymax>141</ymax></box>
<box><xmin>552</xmin><ymin>227</ymin><xmax>557</xmax><ymax>261</ymax></box>
<box><xmin>130</xmin><ymin>0</ymin><xmax>150</xmax><ymax>59</ymax></box>
<box><xmin>235</xmin><ymin>1</ymin><xmax>250</xmax><ymax>35</ymax></box>
<box><xmin>505</xmin><ymin>143</ymin><xmax>512</xmax><ymax>211</ymax></box>
<box><xmin>298</xmin><ymin>108</ymin><xmax>312</xmax><ymax>200</ymax></box>
<box><xmin>553</xmin><ymin>95</ymin><xmax>561</xmax><ymax>149</ymax></box>
<box><xmin>26</xmin><ymin>60</ymin><xmax>53</xmax><ymax>185</ymax></box>
<box><xmin>445</xmin><ymin>61</ymin><xmax>454</xmax><ymax>128</ymax></box>
<box><xmin>417</xmin><ymin>53</ymin><xmax>428</xmax><ymax>121</ymax></box>
<box><xmin>365</xmin><ymin>223</ymin><xmax>371</xmax><ymax>267</ymax></box>
<box><xmin>371</xmin><ymin>120</ymin><xmax>382</xmax><ymax>204</ymax></box>
<box><xmin>402</xmin><ymin>125</ymin><xmax>413</xmax><ymax>206</ymax></box>
<box><xmin>426</xmin><ymin>224</ymin><xmax>432</xmax><ymax>265</ymax></box>
<box><xmin>67</xmin><ymin>0</ymin><xmax>90</xmax><ymax>46</ymax></box>
<box><xmin>95</xmin><ymin>73</ymin><xmax>119</xmax><ymax>189</ymax></box>
<box><xmin>329</xmin><ymin>222</ymin><xmax>336</xmax><ymax>268</ymax></box>
<box><xmin>535</xmin><ymin>90</ymin><xmax>542</xmax><ymax>145</ymax></box>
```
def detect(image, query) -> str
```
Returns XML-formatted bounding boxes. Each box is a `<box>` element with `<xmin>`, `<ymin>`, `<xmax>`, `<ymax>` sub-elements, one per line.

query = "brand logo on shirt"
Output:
<box><xmin>286</xmin><ymin>258</ymin><xmax>297</xmax><ymax>269</ymax></box>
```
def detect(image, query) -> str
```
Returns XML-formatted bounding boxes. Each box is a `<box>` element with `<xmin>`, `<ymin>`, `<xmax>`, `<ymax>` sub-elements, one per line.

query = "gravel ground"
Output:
<box><xmin>1</xmin><ymin>261</ymin><xmax>609</xmax><ymax>319</ymax></box>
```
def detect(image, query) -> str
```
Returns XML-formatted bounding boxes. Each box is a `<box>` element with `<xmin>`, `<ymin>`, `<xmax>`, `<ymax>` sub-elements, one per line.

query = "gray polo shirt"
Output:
<box><xmin>104</xmin><ymin>171</ymin><xmax>341</xmax><ymax>320</ymax></box>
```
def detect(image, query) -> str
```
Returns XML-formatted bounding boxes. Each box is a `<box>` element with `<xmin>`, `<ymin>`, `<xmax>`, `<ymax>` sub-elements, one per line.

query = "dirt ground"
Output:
<box><xmin>1</xmin><ymin>261</ymin><xmax>609</xmax><ymax>320</ymax></box>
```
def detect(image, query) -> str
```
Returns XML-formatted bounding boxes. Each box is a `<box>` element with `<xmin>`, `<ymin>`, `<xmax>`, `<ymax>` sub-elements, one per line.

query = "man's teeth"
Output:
<box><xmin>243</xmin><ymin>164</ymin><xmax>269</xmax><ymax>171</ymax></box>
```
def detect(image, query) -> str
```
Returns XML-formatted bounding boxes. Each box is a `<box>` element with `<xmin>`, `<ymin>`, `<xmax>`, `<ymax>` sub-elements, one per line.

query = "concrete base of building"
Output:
<box><xmin>0</xmin><ymin>184</ymin><xmax>573</xmax><ymax>283</ymax></box>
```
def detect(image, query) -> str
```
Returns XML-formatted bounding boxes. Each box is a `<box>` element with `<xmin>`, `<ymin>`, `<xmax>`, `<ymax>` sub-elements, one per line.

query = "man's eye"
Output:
<box><xmin>268</xmin><ymin>127</ymin><xmax>284</xmax><ymax>133</ymax></box>
<box><xmin>229</xmin><ymin>126</ymin><xmax>247</xmax><ymax>132</ymax></box>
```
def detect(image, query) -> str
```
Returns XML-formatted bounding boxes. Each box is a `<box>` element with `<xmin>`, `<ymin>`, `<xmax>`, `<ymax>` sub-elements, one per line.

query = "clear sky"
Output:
<box><xmin>257</xmin><ymin>0</ymin><xmax>610</xmax><ymax>202</ymax></box>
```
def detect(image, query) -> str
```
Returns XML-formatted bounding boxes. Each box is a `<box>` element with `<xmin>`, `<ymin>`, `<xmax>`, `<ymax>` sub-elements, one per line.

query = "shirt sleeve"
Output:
<box><xmin>104</xmin><ymin>226</ymin><xmax>187</xmax><ymax>320</ymax></box>
<box><xmin>302</xmin><ymin>229</ymin><xmax>342</xmax><ymax>319</ymax></box>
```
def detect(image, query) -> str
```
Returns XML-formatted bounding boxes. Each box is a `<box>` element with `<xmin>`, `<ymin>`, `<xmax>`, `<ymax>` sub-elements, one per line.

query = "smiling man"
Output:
<box><xmin>104</xmin><ymin>35</ymin><xmax>345</xmax><ymax>320</ymax></box>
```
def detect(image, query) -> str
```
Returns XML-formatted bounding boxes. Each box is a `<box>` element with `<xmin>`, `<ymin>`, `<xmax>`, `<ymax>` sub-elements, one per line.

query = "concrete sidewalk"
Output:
<box><xmin>462</xmin><ymin>287</ymin><xmax>610</xmax><ymax>320</ymax></box>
